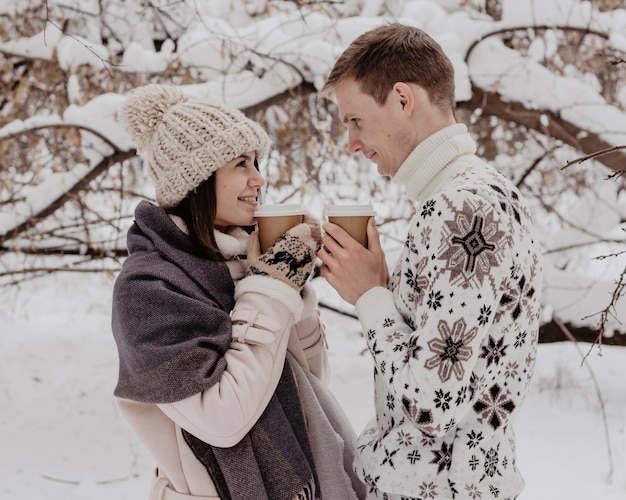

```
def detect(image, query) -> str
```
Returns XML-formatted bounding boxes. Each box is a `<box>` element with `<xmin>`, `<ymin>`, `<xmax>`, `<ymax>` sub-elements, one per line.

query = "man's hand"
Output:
<box><xmin>317</xmin><ymin>217</ymin><xmax>389</xmax><ymax>305</ymax></box>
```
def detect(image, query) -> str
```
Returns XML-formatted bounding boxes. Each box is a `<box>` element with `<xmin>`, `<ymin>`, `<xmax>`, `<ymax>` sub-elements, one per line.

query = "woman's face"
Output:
<box><xmin>213</xmin><ymin>152</ymin><xmax>265</xmax><ymax>228</ymax></box>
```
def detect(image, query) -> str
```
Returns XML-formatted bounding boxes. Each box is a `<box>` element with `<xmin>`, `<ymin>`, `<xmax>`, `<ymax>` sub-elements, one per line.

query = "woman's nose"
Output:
<box><xmin>251</xmin><ymin>169</ymin><xmax>265</xmax><ymax>187</ymax></box>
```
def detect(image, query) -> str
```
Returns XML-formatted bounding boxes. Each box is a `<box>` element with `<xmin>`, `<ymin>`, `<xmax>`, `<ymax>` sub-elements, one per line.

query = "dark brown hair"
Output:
<box><xmin>169</xmin><ymin>158</ymin><xmax>260</xmax><ymax>260</ymax></box>
<box><xmin>323</xmin><ymin>22</ymin><xmax>456</xmax><ymax>112</ymax></box>
<box><xmin>169</xmin><ymin>175</ymin><xmax>224</xmax><ymax>261</ymax></box>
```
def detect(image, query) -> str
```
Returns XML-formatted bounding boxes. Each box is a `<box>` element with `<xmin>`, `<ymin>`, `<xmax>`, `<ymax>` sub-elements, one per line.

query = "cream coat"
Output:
<box><xmin>115</xmin><ymin>222</ymin><xmax>349</xmax><ymax>499</ymax></box>
<box><xmin>117</xmin><ymin>289</ymin><xmax>330</xmax><ymax>499</ymax></box>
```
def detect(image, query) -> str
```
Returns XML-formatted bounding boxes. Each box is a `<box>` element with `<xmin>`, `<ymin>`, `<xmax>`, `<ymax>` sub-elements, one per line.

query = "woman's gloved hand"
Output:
<box><xmin>247</xmin><ymin>215</ymin><xmax>321</xmax><ymax>292</ymax></box>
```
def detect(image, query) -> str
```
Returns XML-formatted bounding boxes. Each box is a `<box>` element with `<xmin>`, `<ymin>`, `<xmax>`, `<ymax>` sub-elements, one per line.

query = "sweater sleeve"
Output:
<box><xmin>355</xmin><ymin>189</ymin><xmax>512</xmax><ymax>437</ymax></box>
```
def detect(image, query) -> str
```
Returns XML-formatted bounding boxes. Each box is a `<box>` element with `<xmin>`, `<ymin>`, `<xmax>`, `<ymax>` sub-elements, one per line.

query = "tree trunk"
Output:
<box><xmin>539</xmin><ymin>319</ymin><xmax>626</xmax><ymax>345</ymax></box>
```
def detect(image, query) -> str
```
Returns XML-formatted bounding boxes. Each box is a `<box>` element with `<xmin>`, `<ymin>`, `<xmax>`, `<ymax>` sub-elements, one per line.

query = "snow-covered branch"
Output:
<box><xmin>0</xmin><ymin>0</ymin><xmax>624</xmax><ymax>339</ymax></box>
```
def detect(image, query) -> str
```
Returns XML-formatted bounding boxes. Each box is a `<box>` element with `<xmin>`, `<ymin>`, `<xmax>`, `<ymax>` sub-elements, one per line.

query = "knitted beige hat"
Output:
<box><xmin>118</xmin><ymin>84</ymin><xmax>271</xmax><ymax>208</ymax></box>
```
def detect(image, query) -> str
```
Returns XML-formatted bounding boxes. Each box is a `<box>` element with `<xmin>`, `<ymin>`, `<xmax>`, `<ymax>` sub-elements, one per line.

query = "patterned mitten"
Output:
<box><xmin>247</xmin><ymin>222</ymin><xmax>320</xmax><ymax>292</ymax></box>
<box><xmin>303</xmin><ymin>213</ymin><xmax>322</xmax><ymax>247</ymax></box>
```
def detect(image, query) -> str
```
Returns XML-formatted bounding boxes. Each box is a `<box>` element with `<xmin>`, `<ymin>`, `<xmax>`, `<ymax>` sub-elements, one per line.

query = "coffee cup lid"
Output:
<box><xmin>325</xmin><ymin>204</ymin><xmax>376</xmax><ymax>216</ymax></box>
<box><xmin>254</xmin><ymin>203</ymin><xmax>305</xmax><ymax>216</ymax></box>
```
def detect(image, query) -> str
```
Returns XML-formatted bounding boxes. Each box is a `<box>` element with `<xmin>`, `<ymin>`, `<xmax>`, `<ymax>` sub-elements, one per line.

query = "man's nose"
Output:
<box><xmin>348</xmin><ymin>134</ymin><xmax>362</xmax><ymax>154</ymax></box>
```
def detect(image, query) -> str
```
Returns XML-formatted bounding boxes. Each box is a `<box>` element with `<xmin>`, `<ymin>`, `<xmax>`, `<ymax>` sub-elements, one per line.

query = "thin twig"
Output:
<box><xmin>41</xmin><ymin>474</ymin><xmax>79</xmax><ymax>485</ymax></box>
<box><xmin>562</xmin><ymin>145</ymin><xmax>626</xmax><ymax>170</ymax></box>
<box><xmin>580</xmin><ymin>265</ymin><xmax>626</xmax><ymax>346</ymax></box>
<box><xmin>318</xmin><ymin>298</ymin><xmax>357</xmax><ymax>320</ymax></box>
<box><xmin>553</xmin><ymin>316</ymin><xmax>614</xmax><ymax>484</ymax></box>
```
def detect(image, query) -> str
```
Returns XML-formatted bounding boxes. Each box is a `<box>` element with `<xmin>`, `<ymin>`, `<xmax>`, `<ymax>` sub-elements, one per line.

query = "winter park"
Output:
<box><xmin>1</xmin><ymin>1</ymin><xmax>625</xmax><ymax>499</ymax></box>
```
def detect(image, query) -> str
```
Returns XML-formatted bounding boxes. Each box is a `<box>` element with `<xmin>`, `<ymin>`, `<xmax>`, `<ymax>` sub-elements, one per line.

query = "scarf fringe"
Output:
<box><xmin>294</xmin><ymin>478</ymin><xmax>318</xmax><ymax>500</ymax></box>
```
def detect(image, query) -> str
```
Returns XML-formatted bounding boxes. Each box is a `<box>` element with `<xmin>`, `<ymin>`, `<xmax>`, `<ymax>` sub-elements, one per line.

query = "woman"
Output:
<box><xmin>111</xmin><ymin>84</ymin><xmax>365</xmax><ymax>500</ymax></box>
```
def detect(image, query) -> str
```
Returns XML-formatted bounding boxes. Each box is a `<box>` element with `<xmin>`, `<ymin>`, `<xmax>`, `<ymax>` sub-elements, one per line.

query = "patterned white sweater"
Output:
<box><xmin>353</xmin><ymin>124</ymin><xmax>542</xmax><ymax>499</ymax></box>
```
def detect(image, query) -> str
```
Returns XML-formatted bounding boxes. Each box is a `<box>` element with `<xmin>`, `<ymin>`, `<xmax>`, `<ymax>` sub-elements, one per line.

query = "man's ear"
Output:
<box><xmin>391</xmin><ymin>82</ymin><xmax>415</xmax><ymax>114</ymax></box>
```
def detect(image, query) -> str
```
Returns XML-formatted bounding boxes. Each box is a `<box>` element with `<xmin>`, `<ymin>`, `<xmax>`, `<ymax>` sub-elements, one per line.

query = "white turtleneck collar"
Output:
<box><xmin>215</xmin><ymin>228</ymin><xmax>250</xmax><ymax>281</ymax></box>
<box><xmin>214</xmin><ymin>227</ymin><xmax>249</xmax><ymax>260</ymax></box>
<box><xmin>392</xmin><ymin>123</ymin><xmax>477</xmax><ymax>201</ymax></box>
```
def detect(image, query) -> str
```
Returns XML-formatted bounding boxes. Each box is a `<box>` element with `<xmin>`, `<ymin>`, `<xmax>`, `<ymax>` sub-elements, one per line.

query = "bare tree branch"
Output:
<box><xmin>458</xmin><ymin>85</ymin><xmax>626</xmax><ymax>172</ymax></box>
<box><xmin>562</xmin><ymin>145</ymin><xmax>626</xmax><ymax>169</ymax></box>
<box><xmin>0</xmin><ymin>145</ymin><xmax>136</xmax><ymax>244</ymax></box>
<box><xmin>581</xmin><ymin>265</ymin><xmax>626</xmax><ymax>346</ymax></box>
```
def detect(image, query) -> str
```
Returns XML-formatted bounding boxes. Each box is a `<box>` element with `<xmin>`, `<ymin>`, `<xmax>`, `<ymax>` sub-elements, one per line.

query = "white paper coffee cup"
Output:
<box><xmin>326</xmin><ymin>204</ymin><xmax>376</xmax><ymax>248</ymax></box>
<box><xmin>254</xmin><ymin>204</ymin><xmax>305</xmax><ymax>253</ymax></box>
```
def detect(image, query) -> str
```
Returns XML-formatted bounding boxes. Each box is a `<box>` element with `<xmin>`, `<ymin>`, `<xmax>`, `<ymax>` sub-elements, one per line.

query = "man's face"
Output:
<box><xmin>334</xmin><ymin>79</ymin><xmax>416</xmax><ymax>178</ymax></box>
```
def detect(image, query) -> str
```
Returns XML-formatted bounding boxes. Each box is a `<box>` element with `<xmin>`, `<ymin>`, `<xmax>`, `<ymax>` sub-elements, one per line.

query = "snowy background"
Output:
<box><xmin>2</xmin><ymin>0</ymin><xmax>625</xmax><ymax>333</ymax></box>
<box><xmin>1</xmin><ymin>0</ymin><xmax>625</xmax><ymax>499</ymax></box>
<box><xmin>1</xmin><ymin>272</ymin><xmax>625</xmax><ymax>500</ymax></box>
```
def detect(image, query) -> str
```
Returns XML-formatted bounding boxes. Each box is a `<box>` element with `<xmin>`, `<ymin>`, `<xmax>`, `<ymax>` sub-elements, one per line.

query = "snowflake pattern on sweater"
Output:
<box><xmin>353</xmin><ymin>125</ymin><xmax>542</xmax><ymax>499</ymax></box>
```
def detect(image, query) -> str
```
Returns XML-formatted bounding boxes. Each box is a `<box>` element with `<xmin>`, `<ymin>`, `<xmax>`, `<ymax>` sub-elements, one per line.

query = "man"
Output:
<box><xmin>318</xmin><ymin>23</ymin><xmax>542</xmax><ymax>500</ymax></box>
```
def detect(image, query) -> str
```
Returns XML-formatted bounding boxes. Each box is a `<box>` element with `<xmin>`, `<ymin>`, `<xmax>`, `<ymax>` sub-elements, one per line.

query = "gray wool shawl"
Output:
<box><xmin>112</xmin><ymin>201</ymin><xmax>319</xmax><ymax>500</ymax></box>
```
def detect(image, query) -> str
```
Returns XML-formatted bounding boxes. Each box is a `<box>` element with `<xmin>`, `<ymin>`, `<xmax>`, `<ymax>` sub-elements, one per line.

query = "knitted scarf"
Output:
<box><xmin>112</xmin><ymin>201</ymin><xmax>320</xmax><ymax>499</ymax></box>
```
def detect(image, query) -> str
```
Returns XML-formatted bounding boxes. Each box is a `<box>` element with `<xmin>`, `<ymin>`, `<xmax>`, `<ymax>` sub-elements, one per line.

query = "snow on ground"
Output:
<box><xmin>0</xmin><ymin>271</ymin><xmax>624</xmax><ymax>500</ymax></box>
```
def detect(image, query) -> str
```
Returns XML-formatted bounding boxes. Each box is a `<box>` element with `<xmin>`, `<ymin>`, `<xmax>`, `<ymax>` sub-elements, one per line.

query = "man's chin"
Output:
<box><xmin>375</xmin><ymin>164</ymin><xmax>389</xmax><ymax>177</ymax></box>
